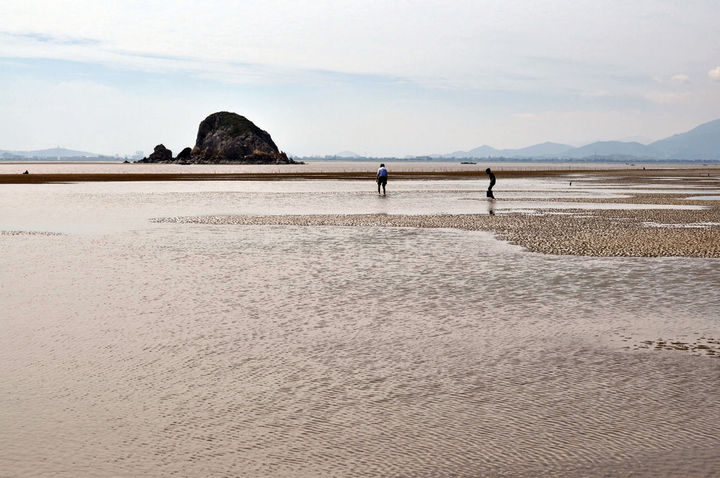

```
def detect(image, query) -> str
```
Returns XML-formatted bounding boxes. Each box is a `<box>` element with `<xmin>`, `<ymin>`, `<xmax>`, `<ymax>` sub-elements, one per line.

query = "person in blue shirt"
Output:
<box><xmin>377</xmin><ymin>163</ymin><xmax>388</xmax><ymax>195</ymax></box>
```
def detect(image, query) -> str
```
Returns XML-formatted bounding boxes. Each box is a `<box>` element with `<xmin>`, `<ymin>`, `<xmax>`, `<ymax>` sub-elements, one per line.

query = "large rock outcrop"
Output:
<box><xmin>146</xmin><ymin>144</ymin><xmax>173</xmax><ymax>162</ymax></box>
<box><xmin>138</xmin><ymin>112</ymin><xmax>295</xmax><ymax>164</ymax></box>
<box><xmin>176</xmin><ymin>147</ymin><xmax>192</xmax><ymax>162</ymax></box>
<box><xmin>191</xmin><ymin>111</ymin><xmax>292</xmax><ymax>164</ymax></box>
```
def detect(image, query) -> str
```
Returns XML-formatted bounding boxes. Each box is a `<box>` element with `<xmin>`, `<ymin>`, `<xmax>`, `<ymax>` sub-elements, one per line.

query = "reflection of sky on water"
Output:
<box><xmin>4</xmin><ymin>161</ymin><xmax>705</xmax><ymax>175</ymax></box>
<box><xmin>1</xmin><ymin>178</ymin><xmax>710</xmax><ymax>235</ymax></box>
<box><xmin>687</xmin><ymin>195</ymin><xmax>720</xmax><ymax>200</ymax></box>
<box><xmin>2</xmin><ymin>216</ymin><xmax>720</xmax><ymax>477</ymax></box>
<box><xmin>2</xmin><ymin>171</ymin><xmax>720</xmax><ymax>476</ymax></box>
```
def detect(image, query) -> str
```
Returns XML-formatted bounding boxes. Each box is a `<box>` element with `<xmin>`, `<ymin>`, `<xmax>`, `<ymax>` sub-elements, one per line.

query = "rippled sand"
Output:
<box><xmin>2</xmin><ymin>166</ymin><xmax>720</xmax><ymax>477</ymax></box>
<box><xmin>155</xmin><ymin>199</ymin><xmax>720</xmax><ymax>257</ymax></box>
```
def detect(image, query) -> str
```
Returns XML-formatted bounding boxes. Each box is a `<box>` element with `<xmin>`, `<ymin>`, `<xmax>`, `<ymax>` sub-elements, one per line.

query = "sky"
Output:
<box><xmin>1</xmin><ymin>0</ymin><xmax>719</xmax><ymax>157</ymax></box>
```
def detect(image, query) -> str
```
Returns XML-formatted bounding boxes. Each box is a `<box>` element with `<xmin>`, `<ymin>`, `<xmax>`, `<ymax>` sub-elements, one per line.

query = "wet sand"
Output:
<box><xmin>2</xmin><ymin>163</ymin><xmax>720</xmax><ymax>476</ymax></box>
<box><xmin>1</xmin><ymin>162</ymin><xmax>718</xmax><ymax>183</ymax></box>
<box><xmin>155</xmin><ymin>192</ymin><xmax>720</xmax><ymax>257</ymax></box>
<box><xmin>7</xmin><ymin>163</ymin><xmax>720</xmax><ymax>257</ymax></box>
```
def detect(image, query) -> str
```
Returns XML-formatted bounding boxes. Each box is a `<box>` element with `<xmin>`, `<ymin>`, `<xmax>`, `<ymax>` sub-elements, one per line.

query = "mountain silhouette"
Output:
<box><xmin>649</xmin><ymin>119</ymin><xmax>720</xmax><ymax>160</ymax></box>
<box><xmin>444</xmin><ymin>118</ymin><xmax>720</xmax><ymax>160</ymax></box>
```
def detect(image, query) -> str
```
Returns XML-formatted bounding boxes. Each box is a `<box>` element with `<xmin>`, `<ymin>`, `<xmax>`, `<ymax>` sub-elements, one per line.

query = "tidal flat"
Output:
<box><xmin>1</xmin><ymin>163</ymin><xmax>719</xmax><ymax>476</ymax></box>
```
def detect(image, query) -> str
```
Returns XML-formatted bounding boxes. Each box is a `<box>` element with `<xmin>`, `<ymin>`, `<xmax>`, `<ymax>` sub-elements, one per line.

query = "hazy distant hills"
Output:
<box><xmin>565</xmin><ymin>141</ymin><xmax>656</xmax><ymax>159</ymax></box>
<box><xmin>0</xmin><ymin>147</ymin><xmax>104</xmax><ymax>159</ymax></box>
<box><xmin>648</xmin><ymin>119</ymin><xmax>720</xmax><ymax>160</ymax></box>
<box><xmin>334</xmin><ymin>150</ymin><xmax>362</xmax><ymax>158</ymax></box>
<box><xmin>334</xmin><ymin>119</ymin><xmax>720</xmax><ymax>161</ymax></box>
<box><xmin>446</xmin><ymin>141</ymin><xmax>576</xmax><ymax>159</ymax></box>
<box><xmin>441</xmin><ymin>118</ymin><xmax>720</xmax><ymax>160</ymax></box>
<box><xmin>4</xmin><ymin>118</ymin><xmax>720</xmax><ymax>161</ymax></box>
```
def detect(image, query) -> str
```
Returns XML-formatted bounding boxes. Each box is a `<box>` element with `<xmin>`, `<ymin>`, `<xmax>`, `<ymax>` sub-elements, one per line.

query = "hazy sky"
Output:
<box><xmin>1</xmin><ymin>0</ymin><xmax>719</xmax><ymax>157</ymax></box>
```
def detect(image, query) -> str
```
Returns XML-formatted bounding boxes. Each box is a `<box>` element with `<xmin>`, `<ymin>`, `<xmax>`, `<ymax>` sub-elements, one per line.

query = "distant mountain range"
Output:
<box><xmin>437</xmin><ymin>119</ymin><xmax>720</xmax><ymax>160</ymax></box>
<box><xmin>0</xmin><ymin>147</ymin><xmax>110</xmax><ymax>159</ymax></box>
<box><xmin>334</xmin><ymin>150</ymin><xmax>362</xmax><ymax>158</ymax></box>
<box><xmin>4</xmin><ymin>118</ymin><xmax>720</xmax><ymax>161</ymax></box>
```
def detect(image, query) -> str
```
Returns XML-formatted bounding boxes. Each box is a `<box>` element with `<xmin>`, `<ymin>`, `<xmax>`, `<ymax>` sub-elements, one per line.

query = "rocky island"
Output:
<box><xmin>137</xmin><ymin>111</ymin><xmax>298</xmax><ymax>164</ymax></box>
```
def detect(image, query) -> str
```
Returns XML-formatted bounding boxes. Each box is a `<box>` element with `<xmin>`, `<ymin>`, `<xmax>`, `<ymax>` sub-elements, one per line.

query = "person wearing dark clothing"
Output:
<box><xmin>377</xmin><ymin>163</ymin><xmax>388</xmax><ymax>195</ymax></box>
<box><xmin>485</xmin><ymin>168</ymin><xmax>496</xmax><ymax>199</ymax></box>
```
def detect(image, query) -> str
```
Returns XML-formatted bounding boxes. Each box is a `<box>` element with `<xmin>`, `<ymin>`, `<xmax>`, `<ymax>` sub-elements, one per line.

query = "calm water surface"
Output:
<box><xmin>1</xmin><ymin>178</ymin><xmax>719</xmax><ymax>477</ymax></box>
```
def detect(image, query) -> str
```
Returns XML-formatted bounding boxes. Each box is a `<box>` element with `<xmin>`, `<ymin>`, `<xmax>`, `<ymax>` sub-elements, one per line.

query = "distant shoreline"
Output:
<box><xmin>1</xmin><ymin>164</ymin><xmax>718</xmax><ymax>184</ymax></box>
<box><xmin>2</xmin><ymin>158</ymin><xmax>720</xmax><ymax>164</ymax></box>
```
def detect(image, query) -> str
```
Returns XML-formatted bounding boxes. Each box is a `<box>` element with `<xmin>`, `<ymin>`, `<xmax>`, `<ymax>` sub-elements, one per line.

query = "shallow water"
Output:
<box><xmin>1</xmin><ymin>160</ymin><xmax>690</xmax><ymax>176</ymax></box>
<box><xmin>688</xmin><ymin>195</ymin><xmax>720</xmax><ymax>201</ymax></box>
<box><xmin>0</xmin><ymin>176</ymin><xmax>707</xmax><ymax>235</ymax></box>
<box><xmin>1</xmin><ymin>177</ymin><xmax>719</xmax><ymax>477</ymax></box>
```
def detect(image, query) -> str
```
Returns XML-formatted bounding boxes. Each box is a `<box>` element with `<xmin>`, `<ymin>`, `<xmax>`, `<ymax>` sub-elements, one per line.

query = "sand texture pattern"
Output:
<box><xmin>155</xmin><ymin>201</ymin><xmax>720</xmax><ymax>257</ymax></box>
<box><xmin>146</xmin><ymin>166</ymin><xmax>720</xmax><ymax>257</ymax></box>
<box><xmin>3</xmin><ymin>165</ymin><xmax>720</xmax><ymax>477</ymax></box>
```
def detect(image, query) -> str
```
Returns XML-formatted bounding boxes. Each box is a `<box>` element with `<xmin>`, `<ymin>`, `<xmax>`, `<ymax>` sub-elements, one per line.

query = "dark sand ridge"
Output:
<box><xmin>1</xmin><ymin>166</ymin><xmax>719</xmax><ymax>183</ymax></box>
